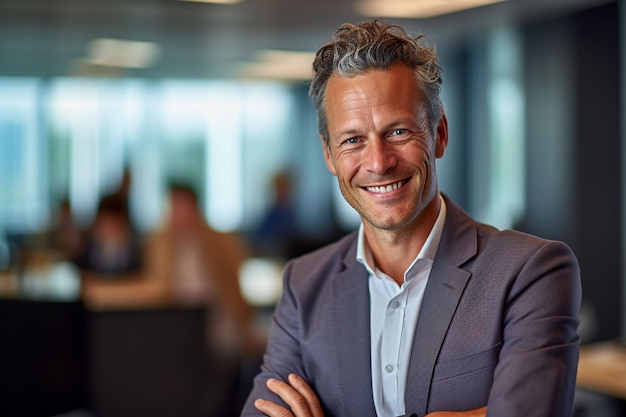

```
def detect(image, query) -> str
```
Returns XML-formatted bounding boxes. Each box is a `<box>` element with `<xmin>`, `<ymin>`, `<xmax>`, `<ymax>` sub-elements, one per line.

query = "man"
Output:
<box><xmin>241</xmin><ymin>21</ymin><xmax>581</xmax><ymax>417</ymax></box>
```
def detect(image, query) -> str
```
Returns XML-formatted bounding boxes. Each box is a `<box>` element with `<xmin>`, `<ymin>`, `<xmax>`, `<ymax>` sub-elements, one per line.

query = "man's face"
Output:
<box><xmin>322</xmin><ymin>63</ymin><xmax>447</xmax><ymax>232</ymax></box>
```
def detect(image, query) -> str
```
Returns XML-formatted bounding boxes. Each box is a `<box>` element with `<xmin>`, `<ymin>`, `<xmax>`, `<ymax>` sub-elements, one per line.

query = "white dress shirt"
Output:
<box><xmin>356</xmin><ymin>195</ymin><xmax>447</xmax><ymax>417</ymax></box>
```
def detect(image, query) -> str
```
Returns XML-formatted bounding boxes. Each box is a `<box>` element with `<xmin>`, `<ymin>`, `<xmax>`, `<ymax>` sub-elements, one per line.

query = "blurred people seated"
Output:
<box><xmin>74</xmin><ymin>195</ymin><xmax>143</xmax><ymax>277</ymax></box>
<box><xmin>83</xmin><ymin>182</ymin><xmax>261</xmax><ymax>416</ymax></box>
<box><xmin>82</xmin><ymin>185</ymin><xmax>260</xmax><ymax>372</ymax></box>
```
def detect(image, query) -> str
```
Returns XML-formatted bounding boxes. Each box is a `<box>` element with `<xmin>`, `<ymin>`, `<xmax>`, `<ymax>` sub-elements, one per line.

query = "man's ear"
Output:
<box><xmin>435</xmin><ymin>111</ymin><xmax>449</xmax><ymax>159</ymax></box>
<box><xmin>321</xmin><ymin>135</ymin><xmax>337</xmax><ymax>176</ymax></box>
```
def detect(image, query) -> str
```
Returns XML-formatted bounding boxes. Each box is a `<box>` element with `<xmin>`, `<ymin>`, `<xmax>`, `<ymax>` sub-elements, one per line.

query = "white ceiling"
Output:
<box><xmin>0</xmin><ymin>0</ymin><xmax>615</xmax><ymax>79</ymax></box>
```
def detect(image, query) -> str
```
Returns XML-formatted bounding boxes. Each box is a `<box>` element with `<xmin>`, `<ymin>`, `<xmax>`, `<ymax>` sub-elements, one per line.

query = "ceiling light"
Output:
<box><xmin>237</xmin><ymin>50</ymin><xmax>316</xmax><ymax>81</ymax></box>
<box><xmin>357</xmin><ymin>0</ymin><xmax>508</xmax><ymax>19</ymax></box>
<box><xmin>87</xmin><ymin>38</ymin><xmax>161</xmax><ymax>69</ymax></box>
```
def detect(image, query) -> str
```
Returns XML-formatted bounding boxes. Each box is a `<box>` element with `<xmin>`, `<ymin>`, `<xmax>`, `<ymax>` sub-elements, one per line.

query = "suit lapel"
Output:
<box><xmin>405</xmin><ymin>262</ymin><xmax>471</xmax><ymax>415</ymax></box>
<box><xmin>405</xmin><ymin>196</ymin><xmax>477</xmax><ymax>415</ymax></box>
<box><xmin>332</xmin><ymin>242</ymin><xmax>377</xmax><ymax>417</ymax></box>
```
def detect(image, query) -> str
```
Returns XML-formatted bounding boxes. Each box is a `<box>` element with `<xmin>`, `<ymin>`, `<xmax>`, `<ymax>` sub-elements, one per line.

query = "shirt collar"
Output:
<box><xmin>356</xmin><ymin>194</ymin><xmax>447</xmax><ymax>277</ymax></box>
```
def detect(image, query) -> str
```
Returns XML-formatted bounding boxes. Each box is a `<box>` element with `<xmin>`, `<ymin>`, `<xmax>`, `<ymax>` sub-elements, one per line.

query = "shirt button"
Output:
<box><xmin>390</xmin><ymin>300</ymin><xmax>401</xmax><ymax>309</ymax></box>
<box><xmin>385</xmin><ymin>364</ymin><xmax>394</xmax><ymax>373</ymax></box>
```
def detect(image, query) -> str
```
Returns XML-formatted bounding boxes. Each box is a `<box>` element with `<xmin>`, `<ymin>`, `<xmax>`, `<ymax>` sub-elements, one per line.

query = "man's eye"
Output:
<box><xmin>390</xmin><ymin>129</ymin><xmax>407</xmax><ymax>136</ymax></box>
<box><xmin>345</xmin><ymin>137</ymin><xmax>360</xmax><ymax>145</ymax></box>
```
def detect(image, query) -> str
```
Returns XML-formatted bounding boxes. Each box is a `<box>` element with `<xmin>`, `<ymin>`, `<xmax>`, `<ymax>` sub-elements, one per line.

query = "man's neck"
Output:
<box><xmin>363</xmin><ymin>195</ymin><xmax>441</xmax><ymax>285</ymax></box>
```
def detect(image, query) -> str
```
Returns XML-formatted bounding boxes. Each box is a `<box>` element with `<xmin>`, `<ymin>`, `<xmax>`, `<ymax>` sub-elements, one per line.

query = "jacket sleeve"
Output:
<box><xmin>486</xmin><ymin>240</ymin><xmax>582</xmax><ymax>417</ymax></box>
<box><xmin>240</xmin><ymin>261</ymin><xmax>306</xmax><ymax>416</ymax></box>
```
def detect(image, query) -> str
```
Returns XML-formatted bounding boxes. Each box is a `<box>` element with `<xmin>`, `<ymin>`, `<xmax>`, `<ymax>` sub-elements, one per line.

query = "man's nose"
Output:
<box><xmin>363</xmin><ymin>137</ymin><xmax>397</xmax><ymax>175</ymax></box>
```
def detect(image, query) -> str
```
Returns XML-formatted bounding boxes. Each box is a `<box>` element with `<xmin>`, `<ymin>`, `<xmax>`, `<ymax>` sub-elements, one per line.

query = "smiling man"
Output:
<box><xmin>241</xmin><ymin>21</ymin><xmax>581</xmax><ymax>417</ymax></box>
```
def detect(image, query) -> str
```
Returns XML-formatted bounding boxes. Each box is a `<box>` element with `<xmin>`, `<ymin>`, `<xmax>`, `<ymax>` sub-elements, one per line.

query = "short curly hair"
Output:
<box><xmin>309</xmin><ymin>21</ymin><xmax>443</xmax><ymax>144</ymax></box>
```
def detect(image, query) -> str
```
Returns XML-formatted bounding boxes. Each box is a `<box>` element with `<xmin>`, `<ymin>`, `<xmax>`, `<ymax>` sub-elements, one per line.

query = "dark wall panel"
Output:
<box><xmin>524</xmin><ymin>1</ymin><xmax>621</xmax><ymax>343</ymax></box>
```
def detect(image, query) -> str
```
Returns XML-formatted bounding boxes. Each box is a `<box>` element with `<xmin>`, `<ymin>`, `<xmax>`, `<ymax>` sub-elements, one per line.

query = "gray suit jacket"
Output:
<box><xmin>241</xmin><ymin>195</ymin><xmax>581</xmax><ymax>417</ymax></box>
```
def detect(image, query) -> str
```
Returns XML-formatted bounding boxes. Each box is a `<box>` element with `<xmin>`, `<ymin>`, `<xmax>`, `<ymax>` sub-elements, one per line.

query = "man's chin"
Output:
<box><xmin>363</xmin><ymin>216</ymin><xmax>412</xmax><ymax>231</ymax></box>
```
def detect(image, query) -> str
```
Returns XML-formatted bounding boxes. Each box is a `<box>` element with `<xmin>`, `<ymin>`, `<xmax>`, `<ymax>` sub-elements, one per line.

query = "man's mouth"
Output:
<box><xmin>365</xmin><ymin>180</ymin><xmax>406</xmax><ymax>194</ymax></box>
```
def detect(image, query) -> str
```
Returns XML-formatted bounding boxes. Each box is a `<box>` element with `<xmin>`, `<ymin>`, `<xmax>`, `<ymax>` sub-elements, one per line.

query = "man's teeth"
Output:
<box><xmin>366</xmin><ymin>181</ymin><xmax>403</xmax><ymax>194</ymax></box>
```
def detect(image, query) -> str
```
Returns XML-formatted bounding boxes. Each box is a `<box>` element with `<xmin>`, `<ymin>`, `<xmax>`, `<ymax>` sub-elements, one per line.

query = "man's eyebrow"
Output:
<box><xmin>330</xmin><ymin>127</ymin><xmax>362</xmax><ymax>141</ymax></box>
<box><xmin>380</xmin><ymin>118</ymin><xmax>421</xmax><ymax>132</ymax></box>
<box><xmin>337</xmin><ymin>128</ymin><xmax>361</xmax><ymax>136</ymax></box>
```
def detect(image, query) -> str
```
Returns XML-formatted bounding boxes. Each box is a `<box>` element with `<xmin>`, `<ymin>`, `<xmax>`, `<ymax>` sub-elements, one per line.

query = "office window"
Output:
<box><xmin>48</xmin><ymin>78</ymin><xmax>147</xmax><ymax>227</ymax></box>
<box><xmin>463</xmin><ymin>26</ymin><xmax>526</xmax><ymax>230</ymax></box>
<box><xmin>45</xmin><ymin>78</ymin><xmax>294</xmax><ymax>233</ymax></box>
<box><xmin>486</xmin><ymin>27</ymin><xmax>526</xmax><ymax>229</ymax></box>
<box><xmin>0</xmin><ymin>77</ymin><xmax>47</xmax><ymax>233</ymax></box>
<box><xmin>155</xmin><ymin>80</ymin><xmax>293</xmax><ymax>232</ymax></box>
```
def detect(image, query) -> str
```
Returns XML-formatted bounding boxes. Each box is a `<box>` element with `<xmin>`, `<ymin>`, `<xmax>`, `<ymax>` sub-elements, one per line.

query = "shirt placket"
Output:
<box><xmin>380</xmin><ymin>288</ymin><xmax>407</xmax><ymax>413</ymax></box>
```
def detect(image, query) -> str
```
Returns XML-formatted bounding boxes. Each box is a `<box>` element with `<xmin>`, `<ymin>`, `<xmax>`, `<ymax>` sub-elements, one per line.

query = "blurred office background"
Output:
<box><xmin>0</xmin><ymin>0</ymin><xmax>624</xmax><ymax>416</ymax></box>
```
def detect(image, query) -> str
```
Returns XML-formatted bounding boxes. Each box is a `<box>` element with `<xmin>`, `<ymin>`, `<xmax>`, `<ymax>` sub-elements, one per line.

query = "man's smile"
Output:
<box><xmin>363</xmin><ymin>179</ymin><xmax>409</xmax><ymax>194</ymax></box>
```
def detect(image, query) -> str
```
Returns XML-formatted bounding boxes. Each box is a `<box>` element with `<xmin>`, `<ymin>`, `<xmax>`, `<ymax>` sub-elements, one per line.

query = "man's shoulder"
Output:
<box><xmin>471</xmin><ymin>223</ymin><xmax>578</xmax><ymax>272</ymax></box>
<box><xmin>443</xmin><ymin>196</ymin><xmax>576</xmax><ymax>264</ymax></box>
<box><xmin>443</xmin><ymin>196</ymin><xmax>570</xmax><ymax>251</ymax></box>
<box><xmin>478</xmin><ymin>223</ymin><xmax>571</xmax><ymax>251</ymax></box>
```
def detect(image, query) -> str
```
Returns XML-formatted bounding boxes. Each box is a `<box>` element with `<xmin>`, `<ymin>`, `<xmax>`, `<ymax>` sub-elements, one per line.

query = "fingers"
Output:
<box><xmin>285</xmin><ymin>374</ymin><xmax>324</xmax><ymax>417</ymax></box>
<box><xmin>254</xmin><ymin>374</ymin><xmax>324</xmax><ymax>417</ymax></box>
<box><xmin>254</xmin><ymin>397</ymin><xmax>293</xmax><ymax>417</ymax></box>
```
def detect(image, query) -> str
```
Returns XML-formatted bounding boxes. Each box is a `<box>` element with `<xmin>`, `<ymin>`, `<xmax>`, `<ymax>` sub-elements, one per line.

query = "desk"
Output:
<box><xmin>88</xmin><ymin>307</ymin><xmax>213</xmax><ymax>417</ymax></box>
<box><xmin>577</xmin><ymin>341</ymin><xmax>626</xmax><ymax>400</ymax></box>
<box><xmin>0</xmin><ymin>299</ymin><xmax>86</xmax><ymax>417</ymax></box>
<box><xmin>0</xmin><ymin>298</ymin><xmax>217</xmax><ymax>417</ymax></box>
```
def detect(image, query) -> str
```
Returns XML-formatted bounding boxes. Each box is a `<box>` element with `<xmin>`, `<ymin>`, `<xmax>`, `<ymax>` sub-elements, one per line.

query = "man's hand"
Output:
<box><xmin>254</xmin><ymin>373</ymin><xmax>324</xmax><ymax>417</ymax></box>
<box><xmin>426</xmin><ymin>406</ymin><xmax>487</xmax><ymax>417</ymax></box>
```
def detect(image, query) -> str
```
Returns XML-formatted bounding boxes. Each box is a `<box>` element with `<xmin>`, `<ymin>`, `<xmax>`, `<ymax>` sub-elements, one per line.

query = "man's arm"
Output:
<box><xmin>426</xmin><ymin>408</ymin><xmax>487</xmax><ymax>417</ymax></box>
<box><xmin>255</xmin><ymin>373</ymin><xmax>486</xmax><ymax>417</ymax></box>
<box><xmin>254</xmin><ymin>374</ymin><xmax>324</xmax><ymax>417</ymax></box>
<box><xmin>240</xmin><ymin>261</ymin><xmax>311</xmax><ymax>416</ymax></box>
<box><xmin>486</xmin><ymin>240</ymin><xmax>581</xmax><ymax>416</ymax></box>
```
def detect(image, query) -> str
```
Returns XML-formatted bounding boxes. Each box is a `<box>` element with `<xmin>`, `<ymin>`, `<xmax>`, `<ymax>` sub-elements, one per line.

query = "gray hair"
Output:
<box><xmin>309</xmin><ymin>21</ymin><xmax>443</xmax><ymax>144</ymax></box>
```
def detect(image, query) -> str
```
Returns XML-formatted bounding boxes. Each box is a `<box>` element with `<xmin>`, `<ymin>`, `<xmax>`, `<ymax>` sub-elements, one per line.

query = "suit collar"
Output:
<box><xmin>436</xmin><ymin>194</ymin><xmax>478</xmax><ymax>267</ymax></box>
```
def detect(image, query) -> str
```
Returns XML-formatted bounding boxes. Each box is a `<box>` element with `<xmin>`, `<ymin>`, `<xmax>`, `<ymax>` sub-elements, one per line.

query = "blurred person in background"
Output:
<box><xmin>75</xmin><ymin>168</ymin><xmax>142</xmax><ymax>278</ymax></box>
<box><xmin>145</xmin><ymin>183</ymin><xmax>255</xmax><ymax>353</ymax></box>
<box><xmin>248</xmin><ymin>170</ymin><xmax>298</xmax><ymax>260</ymax></box>
<box><xmin>243</xmin><ymin>21</ymin><xmax>581</xmax><ymax>417</ymax></box>
<box><xmin>75</xmin><ymin>195</ymin><xmax>143</xmax><ymax>277</ymax></box>
<box><xmin>145</xmin><ymin>182</ymin><xmax>261</xmax><ymax>416</ymax></box>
